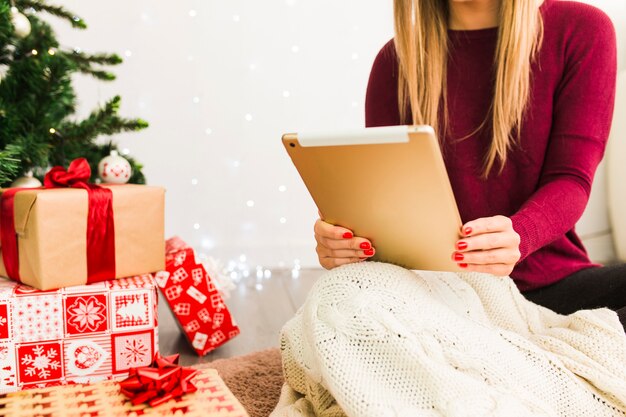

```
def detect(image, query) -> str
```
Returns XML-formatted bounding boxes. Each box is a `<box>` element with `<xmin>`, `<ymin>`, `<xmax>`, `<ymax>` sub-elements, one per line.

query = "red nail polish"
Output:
<box><xmin>360</xmin><ymin>242</ymin><xmax>371</xmax><ymax>250</ymax></box>
<box><xmin>459</xmin><ymin>263</ymin><xmax>468</xmax><ymax>268</ymax></box>
<box><xmin>457</xmin><ymin>241</ymin><xmax>468</xmax><ymax>250</ymax></box>
<box><xmin>464</xmin><ymin>227</ymin><xmax>472</xmax><ymax>236</ymax></box>
<box><xmin>454</xmin><ymin>252</ymin><xmax>464</xmax><ymax>261</ymax></box>
<box><xmin>364</xmin><ymin>249</ymin><xmax>374</xmax><ymax>256</ymax></box>
<box><xmin>343</xmin><ymin>232</ymin><xmax>353</xmax><ymax>239</ymax></box>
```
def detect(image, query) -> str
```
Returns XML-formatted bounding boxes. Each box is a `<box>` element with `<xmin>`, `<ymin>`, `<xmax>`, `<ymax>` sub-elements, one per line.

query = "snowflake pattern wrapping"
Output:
<box><xmin>160</xmin><ymin>237</ymin><xmax>239</xmax><ymax>356</ymax></box>
<box><xmin>0</xmin><ymin>275</ymin><xmax>158</xmax><ymax>393</ymax></box>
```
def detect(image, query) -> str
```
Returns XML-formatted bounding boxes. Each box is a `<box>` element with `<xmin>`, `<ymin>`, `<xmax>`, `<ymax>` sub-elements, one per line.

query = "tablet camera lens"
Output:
<box><xmin>290</xmin><ymin>143</ymin><xmax>296</xmax><ymax>147</ymax></box>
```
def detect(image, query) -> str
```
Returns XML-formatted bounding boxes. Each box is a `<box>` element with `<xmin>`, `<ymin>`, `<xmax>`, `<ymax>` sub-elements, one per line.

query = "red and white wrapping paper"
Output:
<box><xmin>0</xmin><ymin>274</ymin><xmax>158</xmax><ymax>393</ymax></box>
<box><xmin>158</xmin><ymin>238</ymin><xmax>239</xmax><ymax>356</ymax></box>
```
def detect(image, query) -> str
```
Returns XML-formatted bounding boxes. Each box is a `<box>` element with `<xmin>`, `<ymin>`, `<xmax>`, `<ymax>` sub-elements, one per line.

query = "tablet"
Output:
<box><xmin>282</xmin><ymin>125</ymin><xmax>463</xmax><ymax>272</ymax></box>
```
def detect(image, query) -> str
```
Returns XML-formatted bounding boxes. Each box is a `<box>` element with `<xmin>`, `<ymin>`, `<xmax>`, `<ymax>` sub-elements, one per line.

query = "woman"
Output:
<box><xmin>314</xmin><ymin>0</ymin><xmax>626</xmax><ymax>327</ymax></box>
<box><xmin>271</xmin><ymin>0</ymin><xmax>626</xmax><ymax>416</ymax></box>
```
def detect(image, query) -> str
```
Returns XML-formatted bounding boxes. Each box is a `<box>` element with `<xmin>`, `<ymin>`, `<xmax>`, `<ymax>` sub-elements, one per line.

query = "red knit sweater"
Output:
<box><xmin>365</xmin><ymin>0</ymin><xmax>617</xmax><ymax>291</ymax></box>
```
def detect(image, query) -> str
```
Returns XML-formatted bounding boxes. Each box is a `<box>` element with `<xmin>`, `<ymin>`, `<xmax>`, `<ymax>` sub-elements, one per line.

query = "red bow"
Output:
<box><xmin>119</xmin><ymin>353</ymin><xmax>199</xmax><ymax>407</ymax></box>
<box><xmin>44</xmin><ymin>158</ymin><xmax>92</xmax><ymax>188</ymax></box>
<box><xmin>0</xmin><ymin>158</ymin><xmax>115</xmax><ymax>284</ymax></box>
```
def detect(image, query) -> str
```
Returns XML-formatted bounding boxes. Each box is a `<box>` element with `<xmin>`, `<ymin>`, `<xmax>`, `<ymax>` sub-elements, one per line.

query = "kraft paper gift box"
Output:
<box><xmin>0</xmin><ymin>368</ymin><xmax>249</xmax><ymax>417</ymax></box>
<box><xmin>0</xmin><ymin>274</ymin><xmax>159</xmax><ymax>393</ymax></box>
<box><xmin>0</xmin><ymin>184</ymin><xmax>165</xmax><ymax>290</ymax></box>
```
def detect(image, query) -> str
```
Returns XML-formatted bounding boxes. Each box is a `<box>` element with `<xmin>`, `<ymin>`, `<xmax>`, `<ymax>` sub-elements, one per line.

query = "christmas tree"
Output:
<box><xmin>0</xmin><ymin>0</ymin><xmax>148</xmax><ymax>187</ymax></box>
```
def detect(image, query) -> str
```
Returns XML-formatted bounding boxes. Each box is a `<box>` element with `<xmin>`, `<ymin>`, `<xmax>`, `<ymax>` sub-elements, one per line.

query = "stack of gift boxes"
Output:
<box><xmin>0</xmin><ymin>160</ymin><xmax>239</xmax><ymax>396</ymax></box>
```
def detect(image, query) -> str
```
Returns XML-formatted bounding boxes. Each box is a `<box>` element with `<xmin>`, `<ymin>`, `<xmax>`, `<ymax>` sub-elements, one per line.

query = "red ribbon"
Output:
<box><xmin>119</xmin><ymin>353</ymin><xmax>198</xmax><ymax>407</ymax></box>
<box><xmin>0</xmin><ymin>158</ymin><xmax>116</xmax><ymax>284</ymax></box>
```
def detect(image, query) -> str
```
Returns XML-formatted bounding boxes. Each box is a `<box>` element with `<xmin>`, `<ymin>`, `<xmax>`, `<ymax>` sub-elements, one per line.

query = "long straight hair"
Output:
<box><xmin>393</xmin><ymin>0</ymin><xmax>543</xmax><ymax>176</ymax></box>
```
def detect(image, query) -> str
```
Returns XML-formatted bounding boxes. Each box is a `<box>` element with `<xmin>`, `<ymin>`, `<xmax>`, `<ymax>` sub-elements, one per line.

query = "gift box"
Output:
<box><xmin>0</xmin><ymin>368</ymin><xmax>249</xmax><ymax>417</ymax></box>
<box><xmin>0</xmin><ymin>160</ymin><xmax>165</xmax><ymax>290</ymax></box>
<box><xmin>0</xmin><ymin>274</ymin><xmax>159</xmax><ymax>393</ymax></box>
<box><xmin>157</xmin><ymin>237</ymin><xmax>240</xmax><ymax>356</ymax></box>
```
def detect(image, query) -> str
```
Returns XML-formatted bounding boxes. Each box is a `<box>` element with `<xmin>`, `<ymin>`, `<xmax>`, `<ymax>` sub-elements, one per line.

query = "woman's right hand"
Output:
<box><xmin>314</xmin><ymin>218</ymin><xmax>375</xmax><ymax>270</ymax></box>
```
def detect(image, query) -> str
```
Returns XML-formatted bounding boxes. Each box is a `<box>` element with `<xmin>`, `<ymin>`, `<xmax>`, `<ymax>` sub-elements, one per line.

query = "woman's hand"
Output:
<box><xmin>452</xmin><ymin>215</ymin><xmax>521</xmax><ymax>276</ymax></box>
<box><xmin>314</xmin><ymin>218</ymin><xmax>375</xmax><ymax>270</ymax></box>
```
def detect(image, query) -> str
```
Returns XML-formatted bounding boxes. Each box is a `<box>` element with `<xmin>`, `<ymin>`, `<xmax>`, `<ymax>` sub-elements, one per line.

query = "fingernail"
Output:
<box><xmin>454</xmin><ymin>252</ymin><xmax>464</xmax><ymax>261</ymax></box>
<box><xmin>342</xmin><ymin>232</ymin><xmax>353</xmax><ymax>239</ymax></box>
<box><xmin>457</xmin><ymin>241</ymin><xmax>468</xmax><ymax>250</ymax></box>
<box><xmin>464</xmin><ymin>227</ymin><xmax>472</xmax><ymax>236</ymax></box>
<box><xmin>458</xmin><ymin>263</ymin><xmax>468</xmax><ymax>268</ymax></box>
<box><xmin>364</xmin><ymin>249</ymin><xmax>374</xmax><ymax>256</ymax></box>
<box><xmin>359</xmin><ymin>242</ymin><xmax>371</xmax><ymax>250</ymax></box>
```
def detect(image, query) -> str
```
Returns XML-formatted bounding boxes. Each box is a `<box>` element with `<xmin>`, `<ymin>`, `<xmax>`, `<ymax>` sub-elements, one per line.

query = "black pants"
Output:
<box><xmin>523</xmin><ymin>263</ymin><xmax>626</xmax><ymax>331</ymax></box>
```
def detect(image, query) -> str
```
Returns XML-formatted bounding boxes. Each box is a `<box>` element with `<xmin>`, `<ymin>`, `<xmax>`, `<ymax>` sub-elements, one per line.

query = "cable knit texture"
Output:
<box><xmin>364</xmin><ymin>0</ymin><xmax>617</xmax><ymax>291</ymax></box>
<box><xmin>271</xmin><ymin>263</ymin><xmax>626</xmax><ymax>416</ymax></box>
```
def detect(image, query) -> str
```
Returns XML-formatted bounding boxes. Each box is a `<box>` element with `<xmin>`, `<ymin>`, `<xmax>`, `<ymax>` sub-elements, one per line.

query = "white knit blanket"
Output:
<box><xmin>270</xmin><ymin>262</ymin><xmax>626</xmax><ymax>417</ymax></box>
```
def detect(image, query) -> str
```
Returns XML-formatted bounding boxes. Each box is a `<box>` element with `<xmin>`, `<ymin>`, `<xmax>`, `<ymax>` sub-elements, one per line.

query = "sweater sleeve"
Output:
<box><xmin>365</xmin><ymin>40</ymin><xmax>402</xmax><ymax>128</ymax></box>
<box><xmin>511</xmin><ymin>7</ymin><xmax>617</xmax><ymax>262</ymax></box>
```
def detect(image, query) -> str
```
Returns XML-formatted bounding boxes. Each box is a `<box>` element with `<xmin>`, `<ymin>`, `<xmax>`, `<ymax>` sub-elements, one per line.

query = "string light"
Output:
<box><xmin>280</xmin><ymin>217</ymin><xmax>287</xmax><ymax>224</ymax></box>
<box><xmin>246</xmin><ymin>200</ymin><xmax>255</xmax><ymax>207</ymax></box>
<box><xmin>192</xmin><ymin>96</ymin><xmax>200</xmax><ymax>104</ymax></box>
<box><xmin>124</xmin><ymin>50</ymin><xmax>132</xmax><ymax>57</ymax></box>
<box><xmin>291</xmin><ymin>45</ymin><xmax>299</xmax><ymax>53</ymax></box>
<box><xmin>31</xmin><ymin>49</ymin><xmax>38</xmax><ymax>55</ymax></box>
<box><xmin>193</xmin><ymin>223</ymin><xmax>200</xmax><ymax>230</ymax></box>
<box><xmin>278</xmin><ymin>185</ymin><xmax>287</xmax><ymax>192</ymax></box>
<box><xmin>47</xmin><ymin>49</ymin><xmax>55</xmax><ymax>56</ymax></box>
<box><xmin>282</xmin><ymin>90</ymin><xmax>290</xmax><ymax>98</ymax></box>
<box><xmin>49</xmin><ymin>128</ymin><xmax>56</xmax><ymax>134</ymax></box>
<box><xmin>233</xmin><ymin>15</ymin><xmax>240</xmax><ymax>22</ymax></box>
<box><xmin>245</xmin><ymin>113</ymin><xmax>253</xmax><ymax>121</ymax></box>
<box><xmin>188</xmin><ymin>10</ymin><xmax>197</xmax><ymax>17</ymax></box>
<box><xmin>205</xmin><ymin>128</ymin><xmax>212</xmax><ymax>135</ymax></box>
<box><xmin>351</xmin><ymin>53</ymin><xmax>359</xmax><ymax>60</ymax></box>
<box><xmin>191</xmin><ymin>178</ymin><xmax>198</xmax><ymax>185</ymax></box>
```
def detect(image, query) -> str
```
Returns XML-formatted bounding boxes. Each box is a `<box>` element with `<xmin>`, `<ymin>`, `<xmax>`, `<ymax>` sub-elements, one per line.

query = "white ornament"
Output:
<box><xmin>10</xmin><ymin>171</ymin><xmax>42</xmax><ymax>188</ymax></box>
<box><xmin>0</xmin><ymin>64</ymin><xmax>8</xmax><ymax>85</ymax></box>
<box><xmin>11</xmin><ymin>7</ymin><xmax>31</xmax><ymax>39</ymax></box>
<box><xmin>98</xmin><ymin>150</ymin><xmax>131</xmax><ymax>184</ymax></box>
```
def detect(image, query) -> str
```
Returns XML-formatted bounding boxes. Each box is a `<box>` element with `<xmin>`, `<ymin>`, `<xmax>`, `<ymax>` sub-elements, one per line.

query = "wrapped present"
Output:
<box><xmin>0</xmin><ymin>274</ymin><xmax>159</xmax><ymax>393</ymax></box>
<box><xmin>0</xmin><ymin>158</ymin><xmax>165</xmax><ymax>290</ymax></box>
<box><xmin>0</xmin><ymin>367</ymin><xmax>249</xmax><ymax>417</ymax></box>
<box><xmin>157</xmin><ymin>237</ymin><xmax>240</xmax><ymax>356</ymax></box>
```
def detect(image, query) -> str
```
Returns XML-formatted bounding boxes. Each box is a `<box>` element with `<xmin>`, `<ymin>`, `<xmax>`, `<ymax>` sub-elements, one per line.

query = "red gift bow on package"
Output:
<box><xmin>0</xmin><ymin>158</ymin><xmax>115</xmax><ymax>283</ymax></box>
<box><xmin>119</xmin><ymin>353</ymin><xmax>199</xmax><ymax>407</ymax></box>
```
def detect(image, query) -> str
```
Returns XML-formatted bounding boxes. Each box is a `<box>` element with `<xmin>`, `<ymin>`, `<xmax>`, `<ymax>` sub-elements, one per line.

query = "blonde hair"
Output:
<box><xmin>393</xmin><ymin>0</ymin><xmax>543</xmax><ymax>176</ymax></box>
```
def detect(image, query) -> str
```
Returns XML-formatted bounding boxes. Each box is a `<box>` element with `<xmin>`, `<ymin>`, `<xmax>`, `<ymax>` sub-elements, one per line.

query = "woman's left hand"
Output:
<box><xmin>452</xmin><ymin>215</ymin><xmax>521</xmax><ymax>276</ymax></box>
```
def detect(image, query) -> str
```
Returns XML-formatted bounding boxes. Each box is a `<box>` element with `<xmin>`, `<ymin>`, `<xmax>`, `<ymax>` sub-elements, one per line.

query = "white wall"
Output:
<box><xmin>575</xmin><ymin>0</ymin><xmax>625</xmax><ymax>262</ymax></box>
<box><xmin>50</xmin><ymin>0</ymin><xmax>624</xmax><ymax>269</ymax></box>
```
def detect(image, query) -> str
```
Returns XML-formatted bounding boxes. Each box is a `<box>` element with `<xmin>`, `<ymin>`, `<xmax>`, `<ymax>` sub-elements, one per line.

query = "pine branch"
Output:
<box><xmin>15</xmin><ymin>0</ymin><xmax>87</xmax><ymax>29</ymax></box>
<box><xmin>0</xmin><ymin>144</ymin><xmax>21</xmax><ymax>185</ymax></box>
<box><xmin>58</xmin><ymin>51</ymin><xmax>121</xmax><ymax>80</ymax></box>
<box><xmin>60</xmin><ymin>96</ymin><xmax>148</xmax><ymax>143</ymax></box>
<box><xmin>64</xmin><ymin>51</ymin><xmax>122</xmax><ymax>66</ymax></box>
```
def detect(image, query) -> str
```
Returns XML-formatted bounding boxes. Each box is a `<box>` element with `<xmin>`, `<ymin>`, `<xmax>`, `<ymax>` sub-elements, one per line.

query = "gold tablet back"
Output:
<box><xmin>283</xmin><ymin>125</ymin><xmax>463</xmax><ymax>272</ymax></box>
